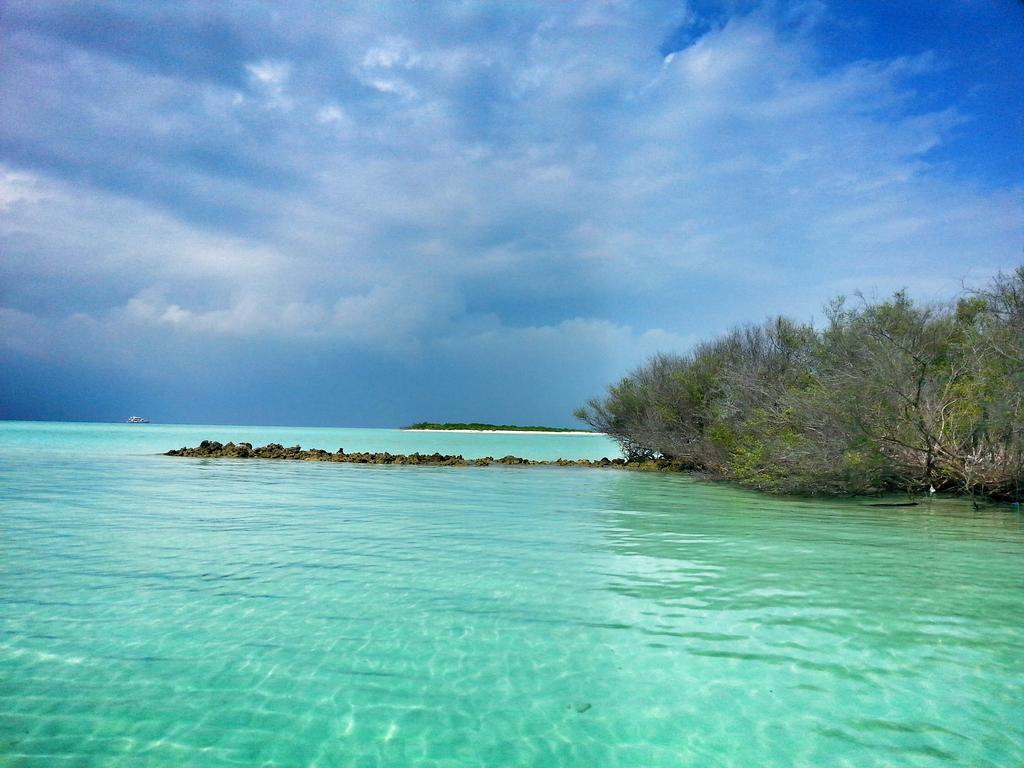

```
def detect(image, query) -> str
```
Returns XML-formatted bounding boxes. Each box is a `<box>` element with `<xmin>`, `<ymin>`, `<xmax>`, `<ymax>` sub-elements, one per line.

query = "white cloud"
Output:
<box><xmin>365</xmin><ymin>77</ymin><xmax>416</xmax><ymax>98</ymax></box>
<box><xmin>316</xmin><ymin>103</ymin><xmax>348</xmax><ymax>124</ymax></box>
<box><xmin>362</xmin><ymin>37</ymin><xmax>419</xmax><ymax>70</ymax></box>
<box><xmin>0</xmin><ymin>165</ymin><xmax>280</xmax><ymax>286</ymax></box>
<box><xmin>0</xmin><ymin>166</ymin><xmax>51</xmax><ymax>210</ymax></box>
<box><xmin>245</xmin><ymin>59</ymin><xmax>293</xmax><ymax>110</ymax></box>
<box><xmin>246</xmin><ymin>59</ymin><xmax>290</xmax><ymax>86</ymax></box>
<box><xmin>1</xmin><ymin>3</ymin><xmax>1021</xmax><ymax>399</ymax></box>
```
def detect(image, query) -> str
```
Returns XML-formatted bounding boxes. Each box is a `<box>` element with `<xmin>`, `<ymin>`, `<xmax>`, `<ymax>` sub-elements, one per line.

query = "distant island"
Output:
<box><xmin>403</xmin><ymin>422</ymin><xmax>593</xmax><ymax>433</ymax></box>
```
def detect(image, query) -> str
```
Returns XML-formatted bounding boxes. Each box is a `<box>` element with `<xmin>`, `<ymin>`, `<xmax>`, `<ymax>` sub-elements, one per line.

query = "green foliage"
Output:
<box><xmin>404</xmin><ymin>422</ymin><xmax>590</xmax><ymax>433</ymax></box>
<box><xmin>577</xmin><ymin>268</ymin><xmax>1024</xmax><ymax>500</ymax></box>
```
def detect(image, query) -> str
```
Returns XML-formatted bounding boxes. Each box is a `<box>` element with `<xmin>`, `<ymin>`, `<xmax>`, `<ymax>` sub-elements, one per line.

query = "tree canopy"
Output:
<box><xmin>577</xmin><ymin>268</ymin><xmax>1024</xmax><ymax>500</ymax></box>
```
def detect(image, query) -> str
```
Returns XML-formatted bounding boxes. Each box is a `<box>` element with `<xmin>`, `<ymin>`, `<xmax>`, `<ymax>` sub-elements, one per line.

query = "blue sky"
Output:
<box><xmin>1</xmin><ymin>0</ymin><xmax>1022</xmax><ymax>427</ymax></box>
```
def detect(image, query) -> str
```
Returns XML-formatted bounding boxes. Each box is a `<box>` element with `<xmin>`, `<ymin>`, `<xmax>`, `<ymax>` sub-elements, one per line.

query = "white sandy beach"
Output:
<box><xmin>403</xmin><ymin>429</ymin><xmax>603</xmax><ymax>436</ymax></box>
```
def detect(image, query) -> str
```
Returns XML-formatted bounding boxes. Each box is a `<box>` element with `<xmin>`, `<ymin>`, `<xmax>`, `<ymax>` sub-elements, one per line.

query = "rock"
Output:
<box><xmin>497</xmin><ymin>455</ymin><xmax>529</xmax><ymax>465</ymax></box>
<box><xmin>165</xmin><ymin>441</ymin><xmax>641</xmax><ymax>473</ymax></box>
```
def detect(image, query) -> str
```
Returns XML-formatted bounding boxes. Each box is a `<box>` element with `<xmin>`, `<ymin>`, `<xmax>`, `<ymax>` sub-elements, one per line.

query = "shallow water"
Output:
<box><xmin>0</xmin><ymin>420</ymin><xmax>622</xmax><ymax>462</ymax></box>
<box><xmin>2</xmin><ymin>422</ymin><xmax>1023</xmax><ymax>766</ymax></box>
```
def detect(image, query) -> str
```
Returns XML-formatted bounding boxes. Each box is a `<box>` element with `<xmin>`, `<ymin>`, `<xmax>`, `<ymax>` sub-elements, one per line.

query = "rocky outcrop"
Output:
<box><xmin>164</xmin><ymin>441</ymin><xmax>683</xmax><ymax>471</ymax></box>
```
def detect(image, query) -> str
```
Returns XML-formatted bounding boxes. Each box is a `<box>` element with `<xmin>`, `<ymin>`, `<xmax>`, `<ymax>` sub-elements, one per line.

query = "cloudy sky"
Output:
<box><xmin>1</xmin><ymin>1</ymin><xmax>1022</xmax><ymax>427</ymax></box>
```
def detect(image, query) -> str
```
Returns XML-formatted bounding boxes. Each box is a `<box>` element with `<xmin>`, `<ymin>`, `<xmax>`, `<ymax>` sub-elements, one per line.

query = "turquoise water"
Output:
<box><xmin>0</xmin><ymin>421</ymin><xmax>621</xmax><ymax>463</ymax></box>
<box><xmin>2</xmin><ymin>422</ymin><xmax>1022</xmax><ymax>766</ymax></box>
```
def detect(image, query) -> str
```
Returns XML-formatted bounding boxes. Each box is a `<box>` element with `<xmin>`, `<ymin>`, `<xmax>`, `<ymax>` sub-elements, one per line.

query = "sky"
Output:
<box><xmin>1</xmin><ymin>0</ymin><xmax>1022</xmax><ymax>427</ymax></box>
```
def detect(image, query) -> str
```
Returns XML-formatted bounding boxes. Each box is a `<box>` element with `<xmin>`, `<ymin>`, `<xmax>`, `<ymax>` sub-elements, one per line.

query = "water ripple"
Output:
<box><xmin>1</xmin><ymin>445</ymin><xmax>1022</xmax><ymax>766</ymax></box>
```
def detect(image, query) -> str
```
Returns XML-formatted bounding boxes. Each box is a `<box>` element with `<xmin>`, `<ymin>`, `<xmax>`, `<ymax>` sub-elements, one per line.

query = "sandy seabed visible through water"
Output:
<box><xmin>1</xmin><ymin>421</ymin><xmax>1023</xmax><ymax>767</ymax></box>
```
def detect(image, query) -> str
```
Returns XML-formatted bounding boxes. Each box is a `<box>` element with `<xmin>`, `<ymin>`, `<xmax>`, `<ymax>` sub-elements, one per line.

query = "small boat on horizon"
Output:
<box><xmin>126</xmin><ymin>416</ymin><xmax>149</xmax><ymax>423</ymax></box>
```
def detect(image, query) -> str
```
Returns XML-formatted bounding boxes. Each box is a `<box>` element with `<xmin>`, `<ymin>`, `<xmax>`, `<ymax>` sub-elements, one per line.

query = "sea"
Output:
<box><xmin>2</xmin><ymin>420</ymin><xmax>1022</xmax><ymax>766</ymax></box>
